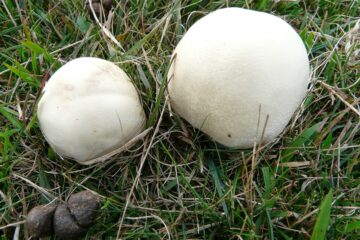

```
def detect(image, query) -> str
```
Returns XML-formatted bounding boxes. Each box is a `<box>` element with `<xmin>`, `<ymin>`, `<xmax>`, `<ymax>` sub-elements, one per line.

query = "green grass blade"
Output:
<box><xmin>38</xmin><ymin>159</ymin><xmax>52</xmax><ymax>204</ymax></box>
<box><xmin>282</xmin><ymin>121</ymin><xmax>323</xmax><ymax>161</ymax></box>
<box><xmin>22</xmin><ymin>40</ymin><xmax>55</xmax><ymax>64</ymax></box>
<box><xmin>311</xmin><ymin>189</ymin><xmax>333</xmax><ymax>240</ymax></box>
<box><xmin>0</xmin><ymin>105</ymin><xmax>22</xmax><ymax>129</ymax></box>
<box><xmin>262</xmin><ymin>167</ymin><xmax>271</xmax><ymax>195</ymax></box>
<box><xmin>343</xmin><ymin>221</ymin><xmax>360</xmax><ymax>233</ymax></box>
<box><xmin>206</xmin><ymin>155</ymin><xmax>229</xmax><ymax>217</ymax></box>
<box><xmin>3</xmin><ymin>62</ymin><xmax>39</xmax><ymax>88</ymax></box>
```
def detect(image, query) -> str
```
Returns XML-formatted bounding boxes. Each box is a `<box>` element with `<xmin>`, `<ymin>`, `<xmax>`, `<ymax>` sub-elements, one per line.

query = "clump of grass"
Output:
<box><xmin>1</xmin><ymin>0</ymin><xmax>359</xmax><ymax>239</ymax></box>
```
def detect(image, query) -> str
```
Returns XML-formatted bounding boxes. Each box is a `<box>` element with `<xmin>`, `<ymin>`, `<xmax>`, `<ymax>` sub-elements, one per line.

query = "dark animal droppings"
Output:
<box><xmin>26</xmin><ymin>190</ymin><xmax>100</xmax><ymax>239</ymax></box>
<box><xmin>86</xmin><ymin>0</ymin><xmax>114</xmax><ymax>19</ymax></box>
<box><xmin>26</xmin><ymin>205</ymin><xmax>56</xmax><ymax>238</ymax></box>
<box><xmin>67</xmin><ymin>190</ymin><xmax>100</xmax><ymax>228</ymax></box>
<box><xmin>53</xmin><ymin>204</ymin><xmax>87</xmax><ymax>240</ymax></box>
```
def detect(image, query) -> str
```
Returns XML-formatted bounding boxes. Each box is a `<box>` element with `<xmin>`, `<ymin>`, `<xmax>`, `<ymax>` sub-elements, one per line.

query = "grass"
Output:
<box><xmin>0</xmin><ymin>0</ymin><xmax>359</xmax><ymax>239</ymax></box>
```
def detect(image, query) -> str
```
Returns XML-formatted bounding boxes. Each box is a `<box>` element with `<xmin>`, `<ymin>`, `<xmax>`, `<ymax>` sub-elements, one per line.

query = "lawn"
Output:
<box><xmin>0</xmin><ymin>0</ymin><xmax>359</xmax><ymax>239</ymax></box>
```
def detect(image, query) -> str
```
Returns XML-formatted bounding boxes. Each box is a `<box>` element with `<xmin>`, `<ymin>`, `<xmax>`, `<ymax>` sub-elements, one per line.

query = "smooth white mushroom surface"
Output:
<box><xmin>37</xmin><ymin>57</ymin><xmax>146</xmax><ymax>164</ymax></box>
<box><xmin>168</xmin><ymin>8</ymin><xmax>310</xmax><ymax>148</ymax></box>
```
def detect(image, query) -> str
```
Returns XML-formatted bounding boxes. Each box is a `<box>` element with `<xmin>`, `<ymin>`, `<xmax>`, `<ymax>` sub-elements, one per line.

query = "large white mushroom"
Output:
<box><xmin>168</xmin><ymin>8</ymin><xmax>310</xmax><ymax>148</ymax></box>
<box><xmin>37</xmin><ymin>57</ymin><xmax>146</xmax><ymax>164</ymax></box>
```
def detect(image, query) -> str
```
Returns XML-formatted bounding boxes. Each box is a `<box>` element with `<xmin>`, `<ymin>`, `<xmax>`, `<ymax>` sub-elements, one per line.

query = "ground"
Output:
<box><xmin>0</xmin><ymin>0</ymin><xmax>359</xmax><ymax>239</ymax></box>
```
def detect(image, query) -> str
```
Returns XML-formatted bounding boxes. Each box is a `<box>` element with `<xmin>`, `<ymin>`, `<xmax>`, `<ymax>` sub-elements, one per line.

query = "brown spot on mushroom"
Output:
<box><xmin>227</xmin><ymin>134</ymin><xmax>231</xmax><ymax>138</ymax></box>
<box><xmin>64</xmin><ymin>84</ymin><xmax>74</xmax><ymax>91</ymax></box>
<box><xmin>26</xmin><ymin>205</ymin><xmax>56</xmax><ymax>238</ymax></box>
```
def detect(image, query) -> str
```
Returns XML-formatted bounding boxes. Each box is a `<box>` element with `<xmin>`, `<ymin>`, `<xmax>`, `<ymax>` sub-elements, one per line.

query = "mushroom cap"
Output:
<box><xmin>37</xmin><ymin>57</ymin><xmax>146</xmax><ymax>164</ymax></box>
<box><xmin>168</xmin><ymin>8</ymin><xmax>310</xmax><ymax>148</ymax></box>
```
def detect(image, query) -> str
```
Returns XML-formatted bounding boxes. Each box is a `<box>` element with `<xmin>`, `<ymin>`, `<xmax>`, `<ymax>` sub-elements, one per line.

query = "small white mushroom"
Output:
<box><xmin>168</xmin><ymin>8</ymin><xmax>310</xmax><ymax>148</ymax></box>
<box><xmin>37</xmin><ymin>57</ymin><xmax>146</xmax><ymax>164</ymax></box>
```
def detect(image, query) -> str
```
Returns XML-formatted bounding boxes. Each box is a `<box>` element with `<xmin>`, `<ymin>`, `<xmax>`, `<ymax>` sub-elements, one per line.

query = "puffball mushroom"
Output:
<box><xmin>37</xmin><ymin>57</ymin><xmax>146</xmax><ymax>164</ymax></box>
<box><xmin>168</xmin><ymin>8</ymin><xmax>310</xmax><ymax>148</ymax></box>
